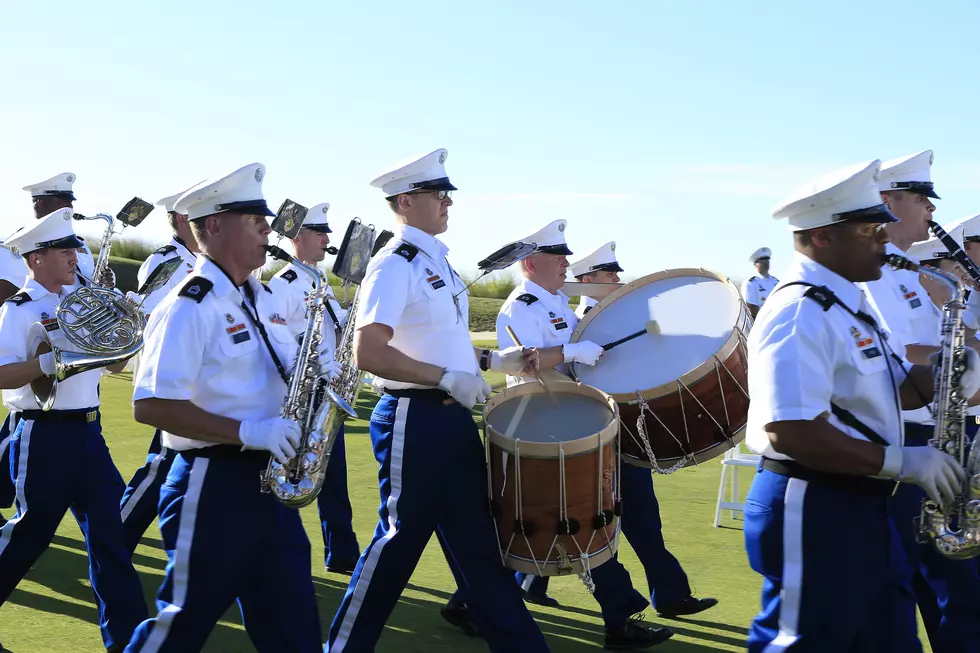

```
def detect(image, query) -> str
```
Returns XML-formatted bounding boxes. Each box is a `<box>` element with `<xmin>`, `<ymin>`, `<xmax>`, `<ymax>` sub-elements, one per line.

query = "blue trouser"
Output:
<box><xmin>0</xmin><ymin>412</ymin><xmax>16</xmax><ymax>508</ymax></box>
<box><xmin>120</xmin><ymin>428</ymin><xmax>176</xmax><ymax>556</ymax></box>
<box><xmin>125</xmin><ymin>448</ymin><xmax>321</xmax><ymax>653</ymax></box>
<box><xmin>514</xmin><ymin>462</ymin><xmax>692</xmax><ymax>612</ymax></box>
<box><xmin>889</xmin><ymin>422</ymin><xmax>980</xmax><ymax>653</ymax></box>
<box><xmin>318</xmin><ymin>425</ymin><xmax>360</xmax><ymax>566</ymax></box>
<box><xmin>745</xmin><ymin>465</ymin><xmax>920</xmax><ymax>652</ymax></box>
<box><xmin>325</xmin><ymin>390</ymin><xmax>549</xmax><ymax>653</ymax></box>
<box><xmin>0</xmin><ymin>409</ymin><xmax>148</xmax><ymax>649</ymax></box>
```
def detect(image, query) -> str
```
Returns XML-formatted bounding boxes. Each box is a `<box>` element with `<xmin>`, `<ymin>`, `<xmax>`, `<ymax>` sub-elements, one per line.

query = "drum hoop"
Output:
<box><xmin>483</xmin><ymin>381</ymin><xmax>620</xmax><ymax>457</ymax></box>
<box><xmin>569</xmin><ymin>267</ymin><xmax>749</xmax><ymax>403</ymax></box>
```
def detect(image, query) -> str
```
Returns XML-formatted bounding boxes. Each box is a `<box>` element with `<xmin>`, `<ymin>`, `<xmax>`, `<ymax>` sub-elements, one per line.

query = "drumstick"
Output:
<box><xmin>505</xmin><ymin>325</ymin><xmax>559</xmax><ymax>408</ymax></box>
<box><xmin>602</xmin><ymin>320</ymin><xmax>661</xmax><ymax>351</ymax></box>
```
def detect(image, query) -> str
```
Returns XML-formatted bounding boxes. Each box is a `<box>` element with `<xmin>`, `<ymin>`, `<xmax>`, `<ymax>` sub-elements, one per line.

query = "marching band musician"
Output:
<box><xmin>325</xmin><ymin>148</ymin><xmax>550</xmax><ymax>653</ymax></box>
<box><xmin>124</xmin><ymin>163</ymin><xmax>321</xmax><ymax>652</ymax></box>
<box><xmin>22</xmin><ymin>172</ymin><xmax>97</xmax><ymax>280</ymax></box>
<box><xmin>267</xmin><ymin>202</ymin><xmax>361</xmax><ymax>575</ymax></box>
<box><xmin>741</xmin><ymin>247</ymin><xmax>779</xmax><ymax>318</ymax></box>
<box><xmin>744</xmin><ymin>158</ymin><xmax>979</xmax><ymax>651</ymax></box>
<box><xmin>0</xmin><ymin>208</ymin><xmax>147</xmax><ymax>652</ymax></box>
<box><xmin>570</xmin><ymin>241</ymin><xmax>622</xmax><ymax>319</ymax></box>
<box><xmin>859</xmin><ymin>151</ymin><xmax>980</xmax><ymax>651</ymax></box>
<box><xmin>495</xmin><ymin>220</ymin><xmax>713</xmax><ymax>647</ymax></box>
<box><xmin>118</xmin><ymin>184</ymin><xmax>201</xmax><ymax>556</ymax></box>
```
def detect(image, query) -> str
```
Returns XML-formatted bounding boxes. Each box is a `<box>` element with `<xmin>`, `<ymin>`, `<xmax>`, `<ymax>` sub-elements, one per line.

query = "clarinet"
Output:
<box><xmin>929</xmin><ymin>220</ymin><xmax>980</xmax><ymax>288</ymax></box>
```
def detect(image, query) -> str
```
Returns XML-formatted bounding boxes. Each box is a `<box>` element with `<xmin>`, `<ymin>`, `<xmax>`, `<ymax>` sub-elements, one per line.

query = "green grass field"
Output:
<box><xmin>0</xmin><ymin>366</ymin><xmax>933</xmax><ymax>652</ymax></box>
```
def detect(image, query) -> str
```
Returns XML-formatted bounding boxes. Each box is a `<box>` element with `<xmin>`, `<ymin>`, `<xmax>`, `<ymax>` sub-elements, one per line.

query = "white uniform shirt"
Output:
<box><xmin>133</xmin><ymin>257</ymin><xmax>297</xmax><ymax>451</ymax></box>
<box><xmin>497</xmin><ymin>279</ymin><xmax>578</xmax><ymax>387</ymax></box>
<box><xmin>741</xmin><ymin>274</ymin><xmax>780</xmax><ymax>308</ymax></box>
<box><xmin>0</xmin><ymin>277</ymin><xmax>103</xmax><ymax>410</ymax></box>
<box><xmin>354</xmin><ymin>223</ymin><xmax>476</xmax><ymax>390</ymax></box>
<box><xmin>746</xmin><ymin>253</ymin><xmax>907</xmax><ymax>460</ymax></box>
<box><xmin>268</xmin><ymin>261</ymin><xmax>347</xmax><ymax>360</ymax></box>
<box><xmin>137</xmin><ymin>236</ymin><xmax>198</xmax><ymax>315</ymax></box>
<box><xmin>0</xmin><ymin>247</ymin><xmax>28</xmax><ymax>287</ymax></box>
<box><xmin>858</xmin><ymin>243</ymin><xmax>936</xmax><ymax>425</ymax></box>
<box><xmin>574</xmin><ymin>296</ymin><xmax>598</xmax><ymax>319</ymax></box>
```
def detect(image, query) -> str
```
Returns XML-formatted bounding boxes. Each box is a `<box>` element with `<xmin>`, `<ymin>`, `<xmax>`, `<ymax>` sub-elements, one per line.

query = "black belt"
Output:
<box><xmin>383</xmin><ymin>387</ymin><xmax>452</xmax><ymax>402</ymax></box>
<box><xmin>178</xmin><ymin>444</ymin><xmax>270</xmax><ymax>463</ymax></box>
<box><xmin>761</xmin><ymin>457</ymin><xmax>894</xmax><ymax>496</ymax></box>
<box><xmin>20</xmin><ymin>408</ymin><xmax>99</xmax><ymax>423</ymax></box>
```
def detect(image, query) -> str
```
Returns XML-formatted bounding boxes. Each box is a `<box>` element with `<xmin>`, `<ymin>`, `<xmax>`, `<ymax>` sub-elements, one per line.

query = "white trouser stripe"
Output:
<box><xmin>763</xmin><ymin>477</ymin><xmax>807</xmax><ymax>653</ymax></box>
<box><xmin>0</xmin><ymin>421</ymin><xmax>34</xmax><ymax>557</ymax></box>
<box><xmin>142</xmin><ymin>457</ymin><xmax>209</xmax><ymax>653</ymax></box>
<box><xmin>120</xmin><ymin>447</ymin><xmax>169</xmax><ymax>522</ymax></box>
<box><xmin>332</xmin><ymin>397</ymin><xmax>410</xmax><ymax>652</ymax></box>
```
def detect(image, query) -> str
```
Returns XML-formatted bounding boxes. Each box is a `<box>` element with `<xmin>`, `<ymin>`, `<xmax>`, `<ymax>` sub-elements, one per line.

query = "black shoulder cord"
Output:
<box><xmin>776</xmin><ymin>282</ymin><xmax>925</xmax><ymax>446</ymax></box>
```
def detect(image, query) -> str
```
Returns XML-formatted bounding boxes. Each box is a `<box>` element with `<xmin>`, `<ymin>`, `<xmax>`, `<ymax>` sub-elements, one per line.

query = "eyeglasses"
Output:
<box><xmin>409</xmin><ymin>189</ymin><xmax>453</xmax><ymax>200</ymax></box>
<box><xmin>853</xmin><ymin>223</ymin><xmax>887</xmax><ymax>237</ymax></box>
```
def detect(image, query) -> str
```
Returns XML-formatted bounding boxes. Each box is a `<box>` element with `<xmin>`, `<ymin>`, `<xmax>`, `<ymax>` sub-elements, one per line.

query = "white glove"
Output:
<box><xmin>38</xmin><ymin>352</ymin><xmax>56</xmax><ymax>377</ymax></box>
<box><xmin>239</xmin><ymin>417</ymin><xmax>302</xmax><ymax>464</ymax></box>
<box><xmin>929</xmin><ymin>347</ymin><xmax>980</xmax><ymax>400</ymax></box>
<box><xmin>562</xmin><ymin>341</ymin><xmax>604</xmax><ymax>366</ymax></box>
<box><xmin>318</xmin><ymin>358</ymin><xmax>342</xmax><ymax>381</ymax></box>
<box><xmin>490</xmin><ymin>346</ymin><xmax>536</xmax><ymax>375</ymax></box>
<box><xmin>963</xmin><ymin>291</ymin><xmax>980</xmax><ymax>330</ymax></box>
<box><xmin>961</xmin><ymin>347</ymin><xmax>980</xmax><ymax>399</ymax></box>
<box><xmin>438</xmin><ymin>370</ymin><xmax>492</xmax><ymax>409</ymax></box>
<box><xmin>879</xmin><ymin>445</ymin><xmax>966</xmax><ymax>506</ymax></box>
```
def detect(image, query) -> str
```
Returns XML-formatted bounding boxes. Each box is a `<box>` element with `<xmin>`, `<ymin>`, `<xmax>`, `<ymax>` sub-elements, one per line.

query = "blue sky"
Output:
<box><xmin>3</xmin><ymin>0</ymin><xmax>980</xmax><ymax>285</ymax></box>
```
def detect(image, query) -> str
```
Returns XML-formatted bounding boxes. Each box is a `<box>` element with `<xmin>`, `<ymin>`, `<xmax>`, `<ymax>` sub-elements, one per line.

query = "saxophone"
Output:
<box><xmin>74</xmin><ymin>212</ymin><xmax>118</xmax><ymax>287</ymax></box>
<box><xmin>260</xmin><ymin>245</ymin><xmax>359</xmax><ymax>508</ymax></box>
<box><xmin>886</xmin><ymin>254</ymin><xmax>980</xmax><ymax>559</ymax></box>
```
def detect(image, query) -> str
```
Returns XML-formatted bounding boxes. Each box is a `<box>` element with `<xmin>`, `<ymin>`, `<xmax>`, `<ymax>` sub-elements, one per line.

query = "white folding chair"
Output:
<box><xmin>713</xmin><ymin>441</ymin><xmax>761</xmax><ymax>527</ymax></box>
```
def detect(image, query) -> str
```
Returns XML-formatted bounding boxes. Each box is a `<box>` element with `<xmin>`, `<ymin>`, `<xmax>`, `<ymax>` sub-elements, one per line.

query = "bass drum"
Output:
<box><xmin>569</xmin><ymin>268</ymin><xmax>750</xmax><ymax>472</ymax></box>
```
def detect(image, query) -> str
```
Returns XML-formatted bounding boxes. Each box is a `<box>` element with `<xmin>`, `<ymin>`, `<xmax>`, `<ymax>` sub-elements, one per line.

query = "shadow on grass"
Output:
<box><xmin>6</xmin><ymin>542</ymin><xmax>736</xmax><ymax>652</ymax></box>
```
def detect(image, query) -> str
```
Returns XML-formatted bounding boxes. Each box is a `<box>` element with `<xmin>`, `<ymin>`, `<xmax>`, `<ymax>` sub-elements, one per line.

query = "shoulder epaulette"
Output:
<box><xmin>281</xmin><ymin>269</ymin><xmax>298</xmax><ymax>283</ymax></box>
<box><xmin>772</xmin><ymin>276</ymin><xmax>779</xmax><ymax>283</ymax></box>
<box><xmin>393</xmin><ymin>242</ymin><xmax>419</xmax><ymax>262</ymax></box>
<box><xmin>515</xmin><ymin>293</ymin><xmax>539</xmax><ymax>305</ymax></box>
<box><xmin>749</xmin><ymin>276</ymin><xmax>758</xmax><ymax>282</ymax></box>
<box><xmin>4</xmin><ymin>292</ymin><xmax>31</xmax><ymax>306</ymax></box>
<box><xmin>154</xmin><ymin>244</ymin><xmax>178</xmax><ymax>256</ymax></box>
<box><xmin>177</xmin><ymin>277</ymin><xmax>213</xmax><ymax>303</ymax></box>
<box><xmin>583</xmin><ymin>305</ymin><xmax>593</xmax><ymax>315</ymax></box>
<box><xmin>262</xmin><ymin>283</ymin><xmax>272</xmax><ymax>293</ymax></box>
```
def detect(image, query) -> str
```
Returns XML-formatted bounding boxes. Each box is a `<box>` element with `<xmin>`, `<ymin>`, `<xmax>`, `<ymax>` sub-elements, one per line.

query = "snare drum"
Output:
<box><xmin>483</xmin><ymin>382</ymin><xmax>620</xmax><ymax>576</ymax></box>
<box><xmin>569</xmin><ymin>268</ymin><xmax>750</xmax><ymax>472</ymax></box>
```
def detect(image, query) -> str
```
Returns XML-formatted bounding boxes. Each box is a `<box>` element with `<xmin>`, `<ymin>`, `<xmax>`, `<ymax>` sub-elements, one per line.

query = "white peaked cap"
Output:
<box><xmin>772</xmin><ymin>159</ymin><xmax>897</xmax><ymax>232</ymax></box>
<box><xmin>157</xmin><ymin>180</ymin><xmax>207</xmax><ymax>214</ymax></box>
<box><xmin>518</xmin><ymin>219</ymin><xmax>572</xmax><ymax>256</ymax></box>
<box><xmin>906</xmin><ymin>236</ymin><xmax>953</xmax><ymax>263</ymax></box>
<box><xmin>749</xmin><ymin>247</ymin><xmax>771</xmax><ymax>264</ymax></box>
<box><xmin>370</xmin><ymin>148</ymin><xmax>458</xmax><ymax>197</ymax></box>
<box><xmin>956</xmin><ymin>214</ymin><xmax>980</xmax><ymax>243</ymax></box>
<box><xmin>174</xmin><ymin>163</ymin><xmax>275</xmax><ymax>221</ymax></box>
<box><xmin>23</xmin><ymin>172</ymin><xmax>77</xmax><ymax>200</ymax></box>
<box><xmin>878</xmin><ymin>150</ymin><xmax>939</xmax><ymax>199</ymax></box>
<box><xmin>570</xmin><ymin>242</ymin><xmax>622</xmax><ymax>277</ymax></box>
<box><xmin>2</xmin><ymin>208</ymin><xmax>84</xmax><ymax>254</ymax></box>
<box><xmin>302</xmin><ymin>203</ymin><xmax>332</xmax><ymax>233</ymax></box>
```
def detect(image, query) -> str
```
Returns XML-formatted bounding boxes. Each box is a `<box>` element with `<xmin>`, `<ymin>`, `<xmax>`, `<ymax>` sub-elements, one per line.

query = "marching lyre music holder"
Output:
<box><xmin>271</xmin><ymin>199</ymin><xmax>308</xmax><ymax>240</ymax></box>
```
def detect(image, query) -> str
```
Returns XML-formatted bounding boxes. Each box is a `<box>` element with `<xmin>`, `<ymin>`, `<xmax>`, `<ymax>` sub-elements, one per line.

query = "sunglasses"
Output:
<box><xmin>409</xmin><ymin>189</ymin><xmax>453</xmax><ymax>200</ymax></box>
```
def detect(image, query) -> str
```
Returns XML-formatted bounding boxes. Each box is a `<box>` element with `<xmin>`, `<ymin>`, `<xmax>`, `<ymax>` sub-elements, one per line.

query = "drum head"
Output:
<box><xmin>484</xmin><ymin>382</ymin><xmax>619</xmax><ymax>456</ymax></box>
<box><xmin>570</xmin><ymin>269</ymin><xmax>744</xmax><ymax>398</ymax></box>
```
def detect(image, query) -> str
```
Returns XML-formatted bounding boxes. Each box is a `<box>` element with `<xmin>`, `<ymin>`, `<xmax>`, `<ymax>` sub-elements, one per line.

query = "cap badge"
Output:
<box><xmin>66</xmin><ymin>174</ymin><xmax>75</xmax><ymax>183</ymax></box>
<box><xmin>558</xmin><ymin>223</ymin><xmax>565</xmax><ymax>232</ymax></box>
<box><xmin>929</xmin><ymin>153</ymin><xmax>934</xmax><ymax>165</ymax></box>
<box><xmin>438</xmin><ymin>151</ymin><xmax>447</xmax><ymax>164</ymax></box>
<box><xmin>610</xmin><ymin>243</ymin><xmax>616</xmax><ymax>252</ymax></box>
<box><xmin>321</xmin><ymin>206</ymin><xmax>329</xmax><ymax>213</ymax></box>
<box><xmin>254</xmin><ymin>168</ymin><xmax>264</xmax><ymax>183</ymax></box>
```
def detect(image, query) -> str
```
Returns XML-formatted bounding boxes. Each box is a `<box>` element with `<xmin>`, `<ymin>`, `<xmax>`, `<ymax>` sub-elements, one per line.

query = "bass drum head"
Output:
<box><xmin>570</xmin><ymin>269</ymin><xmax>745</xmax><ymax>400</ymax></box>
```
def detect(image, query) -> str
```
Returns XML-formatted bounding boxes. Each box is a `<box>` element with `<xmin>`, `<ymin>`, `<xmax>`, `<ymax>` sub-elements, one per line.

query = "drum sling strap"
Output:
<box><xmin>774</xmin><ymin>281</ymin><xmax>908</xmax><ymax>447</ymax></box>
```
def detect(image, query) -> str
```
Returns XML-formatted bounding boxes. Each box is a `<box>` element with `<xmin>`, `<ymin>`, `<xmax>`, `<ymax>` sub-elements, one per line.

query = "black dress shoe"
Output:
<box><xmin>604</xmin><ymin>615</ymin><xmax>674</xmax><ymax>650</ymax></box>
<box><xmin>440</xmin><ymin>596</ymin><xmax>481</xmax><ymax>637</ymax></box>
<box><xmin>521</xmin><ymin>588</ymin><xmax>560</xmax><ymax>608</ymax></box>
<box><xmin>325</xmin><ymin>559</ymin><xmax>358</xmax><ymax>575</ymax></box>
<box><xmin>656</xmin><ymin>596</ymin><xmax>719</xmax><ymax>618</ymax></box>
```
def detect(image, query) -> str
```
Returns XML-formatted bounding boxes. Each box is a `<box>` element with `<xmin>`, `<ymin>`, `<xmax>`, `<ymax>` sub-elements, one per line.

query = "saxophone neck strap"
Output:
<box><xmin>240</xmin><ymin>280</ymin><xmax>291</xmax><ymax>387</ymax></box>
<box><xmin>322</xmin><ymin>296</ymin><xmax>342</xmax><ymax>333</ymax></box>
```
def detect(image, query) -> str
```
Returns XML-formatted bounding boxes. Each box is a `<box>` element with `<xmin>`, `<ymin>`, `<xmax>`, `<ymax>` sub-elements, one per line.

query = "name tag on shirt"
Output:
<box><xmin>862</xmin><ymin>346</ymin><xmax>882</xmax><ymax>359</ymax></box>
<box><xmin>427</xmin><ymin>274</ymin><xmax>445</xmax><ymax>290</ymax></box>
<box><xmin>552</xmin><ymin>317</ymin><xmax>568</xmax><ymax>331</ymax></box>
<box><xmin>227</xmin><ymin>322</ymin><xmax>250</xmax><ymax>344</ymax></box>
